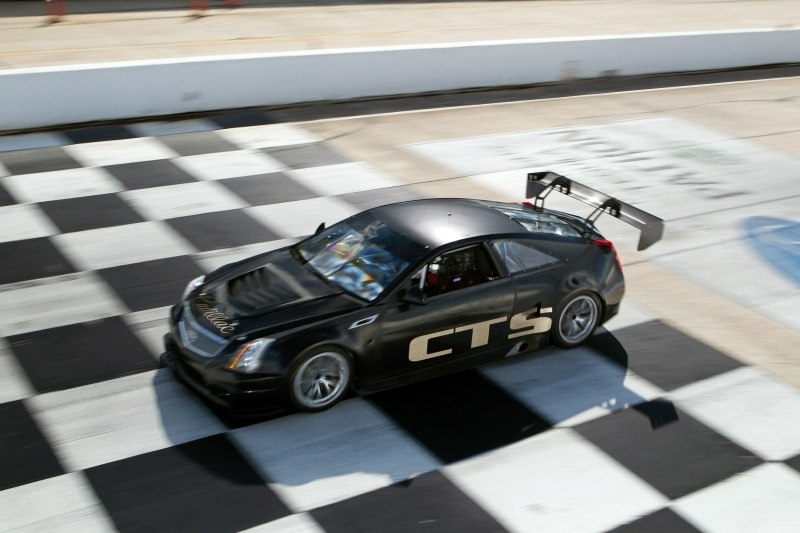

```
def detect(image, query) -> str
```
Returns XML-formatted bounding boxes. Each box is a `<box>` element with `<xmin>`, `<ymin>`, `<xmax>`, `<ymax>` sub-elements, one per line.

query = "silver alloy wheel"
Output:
<box><xmin>292</xmin><ymin>350</ymin><xmax>350</xmax><ymax>410</ymax></box>
<box><xmin>558</xmin><ymin>295</ymin><xmax>599</xmax><ymax>344</ymax></box>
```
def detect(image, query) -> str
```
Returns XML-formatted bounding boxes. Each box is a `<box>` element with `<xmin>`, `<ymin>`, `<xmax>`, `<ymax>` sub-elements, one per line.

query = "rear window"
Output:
<box><xmin>491</xmin><ymin>239</ymin><xmax>560</xmax><ymax>273</ymax></box>
<box><xmin>478</xmin><ymin>201</ymin><xmax>582</xmax><ymax>238</ymax></box>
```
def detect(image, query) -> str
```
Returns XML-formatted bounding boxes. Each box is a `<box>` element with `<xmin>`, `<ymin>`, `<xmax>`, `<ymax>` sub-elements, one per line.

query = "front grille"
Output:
<box><xmin>179</xmin><ymin>305</ymin><xmax>227</xmax><ymax>358</ymax></box>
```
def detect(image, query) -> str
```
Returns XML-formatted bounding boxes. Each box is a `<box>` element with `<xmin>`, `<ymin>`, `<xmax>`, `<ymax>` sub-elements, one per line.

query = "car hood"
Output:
<box><xmin>187</xmin><ymin>248</ymin><xmax>361</xmax><ymax>339</ymax></box>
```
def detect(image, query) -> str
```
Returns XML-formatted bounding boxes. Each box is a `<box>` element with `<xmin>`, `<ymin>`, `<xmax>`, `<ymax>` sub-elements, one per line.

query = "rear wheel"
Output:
<box><xmin>552</xmin><ymin>292</ymin><xmax>600</xmax><ymax>348</ymax></box>
<box><xmin>288</xmin><ymin>346</ymin><xmax>352</xmax><ymax>412</ymax></box>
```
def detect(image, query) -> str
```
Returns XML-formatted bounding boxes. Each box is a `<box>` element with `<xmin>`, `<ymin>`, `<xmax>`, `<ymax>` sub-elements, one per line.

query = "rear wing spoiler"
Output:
<box><xmin>526</xmin><ymin>171</ymin><xmax>664</xmax><ymax>250</ymax></box>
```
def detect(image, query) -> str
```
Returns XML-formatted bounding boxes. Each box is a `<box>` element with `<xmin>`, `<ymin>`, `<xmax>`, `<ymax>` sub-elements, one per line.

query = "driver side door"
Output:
<box><xmin>370</xmin><ymin>243</ymin><xmax>515</xmax><ymax>387</ymax></box>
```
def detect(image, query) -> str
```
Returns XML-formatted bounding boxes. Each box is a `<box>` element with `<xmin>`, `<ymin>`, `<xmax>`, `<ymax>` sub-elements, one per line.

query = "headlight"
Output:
<box><xmin>228</xmin><ymin>338</ymin><xmax>275</xmax><ymax>374</ymax></box>
<box><xmin>182</xmin><ymin>275</ymin><xmax>205</xmax><ymax>300</ymax></box>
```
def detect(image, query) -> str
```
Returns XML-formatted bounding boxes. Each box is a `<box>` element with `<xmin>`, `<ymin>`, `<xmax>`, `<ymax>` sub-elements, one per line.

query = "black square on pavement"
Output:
<box><xmin>62</xmin><ymin>125</ymin><xmax>136</xmax><ymax>144</ymax></box>
<box><xmin>786</xmin><ymin>453</ymin><xmax>800</xmax><ymax>474</ymax></box>
<box><xmin>264</xmin><ymin>143</ymin><xmax>350</xmax><ymax>169</ymax></box>
<box><xmin>105</xmin><ymin>159</ymin><xmax>198</xmax><ymax>190</ymax></box>
<box><xmin>609</xmin><ymin>507</ymin><xmax>702</xmax><ymax>533</ymax></box>
<box><xmin>219</xmin><ymin>172</ymin><xmax>318</xmax><ymax>206</ymax></box>
<box><xmin>0</xmin><ymin>182</ymin><xmax>17</xmax><ymax>206</ymax></box>
<box><xmin>98</xmin><ymin>256</ymin><xmax>205</xmax><ymax>312</ymax></box>
<box><xmin>368</xmin><ymin>369</ymin><xmax>551</xmax><ymax>463</ymax></box>
<box><xmin>157</xmin><ymin>131</ymin><xmax>239</xmax><ymax>156</ymax></box>
<box><xmin>311</xmin><ymin>470</ymin><xmax>504</xmax><ymax>533</ymax></box>
<box><xmin>0</xmin><ymin>401</ymin><xmax>65</xmax><ymax>491</ymax></box>
<box><xmin>0</xmin><ymin>237</ymin><xmax>76</xmax><ymax>285</ymax></box>
<box><xmin>38</xmin><ymin>193</ymin><xmax>145</xmax><ymax>233</ymax></box>
<box><xmin>0</xmin><ymin>146</ymin><xmax>81</xmax><ymax>175</ymax></box>
<box><xmin>86</xmin><ymin>434</ymin><xmax>290</xmax><ymax>533</ymax></box>
<box><xmin>575</xmin><ymin>399</ymin><xmax>761</xmax><ymax>500</ymax></box>
<box><xmin>166</xmin><ymin>210</ymin><xmax>279</xmax><ymax>252</ymax></box>
<box><xmin>8</xmin><ymin>316</ymin><xmax>157</xmax><ymax>393</ymax></box>
<box><xmin>589</xmin><ymin>320</ymin><xmax>742</xmax><ymax>391</ymax></box>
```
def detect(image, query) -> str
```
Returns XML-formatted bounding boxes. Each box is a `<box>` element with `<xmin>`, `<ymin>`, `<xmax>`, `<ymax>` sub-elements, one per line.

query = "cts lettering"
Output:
<box><xmin>408</xmin><ymin>308</ymin><xmax>552</xmax><ymax>362</ymax></box>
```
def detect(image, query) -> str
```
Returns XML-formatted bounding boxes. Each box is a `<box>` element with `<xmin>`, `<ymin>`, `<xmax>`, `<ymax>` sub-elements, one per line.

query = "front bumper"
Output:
<box><xmin>163</xmin><ymin>330</ymin><xmax>287</xmax><ymax>417</ymax></box>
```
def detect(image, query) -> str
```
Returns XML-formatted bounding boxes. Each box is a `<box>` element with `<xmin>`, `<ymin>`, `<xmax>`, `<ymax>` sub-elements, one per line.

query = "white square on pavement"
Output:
<box><xmin>64</xmin><ymin>137</ymin><xmax>178</xmax><ymax>167</ymax></box>
<box><xmin>218</xmin><ymin>124</ymin><xmax>323</xmax><ymax>150</ymax></box>
<box><xmin>53</xmin><ymin>221</ymin><xmax>196</xmax><ymax>271</ymax></box>
<box><xmin>240</xmin><ymin>513</ymin><xmax>325</xmax><ymax>533</ymax></box>
<box><xmin>231</xmin><ymin>398</ymin><xmax>441</xmax><ymax>512</ymax></box>
<box><xmin>444</xmin><ymin>428</ymin><xmax>667</xmax><ymax>533</ymax></box>
<box><xmin>0</xmin><ymin>272</ymin><xmax>127</xmax><ymax>337</ymax></box>
<box><xmin>173</xmin><ymin>150</ymin><xmax>287</xmax><ymax>180</ymax></box>
<box><xmin>482</xmin><ymin>347</ymin><xmax>663</xmax><ymax>427</ymax></box>
<box><xmin>673</xmin><ymin>463</ymin><xmax>800</xmax><ymax>532</ymax></box>
<box><xmin>0</xmin><ymin>472</ymin><xmax>115</xmax><ymax>532</ymax></box>
<box><xmin>0</xmin><ymin>338</ymin><xmax>35</xmax><ymax>403</ymax></box>
<box><xmin>0</xmin><ymin>203</ymin><xmax>59</xmax><ymax>243</ymax></box>
<box><xmin>2</xmin><ymin>167</ymin><xmax>124</xmax><ymax>203</ymax></box>
<box><xmin>121</xmin><ymin>181</ymin><xmax>249</xmax><ymax>220</ymax></box>
<box><xmin>669</xmin><ymin>366</ymin><xmax>800</xmax><ymax>461</ymax></box>
<box><xmin>246</xmin><ymin>197</ymin><xmax>358</xmax><ymax>239</ymax></box>
<box><xmin>27</xmin><ymin>369</ymin><xmax>227</xmax><ymax>472</ymax></box>
<box><xmin>287</xmin><ymin>162</ymin><xmax>404</xmax><ymax>196</ymax></box>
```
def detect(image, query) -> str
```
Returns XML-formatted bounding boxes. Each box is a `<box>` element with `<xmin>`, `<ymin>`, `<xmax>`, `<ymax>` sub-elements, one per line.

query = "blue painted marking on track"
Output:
<box><xmin>743</xmin><ymin>216</ymin><xmax>800</xmax><ymax>286</ymax></box>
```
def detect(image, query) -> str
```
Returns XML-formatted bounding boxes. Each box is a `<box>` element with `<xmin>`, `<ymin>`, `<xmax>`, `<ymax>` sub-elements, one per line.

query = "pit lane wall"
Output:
<box><xmin>2</xmin><ymin>28</ymin><xmax>799</xmax><ymax>131</ymax></box>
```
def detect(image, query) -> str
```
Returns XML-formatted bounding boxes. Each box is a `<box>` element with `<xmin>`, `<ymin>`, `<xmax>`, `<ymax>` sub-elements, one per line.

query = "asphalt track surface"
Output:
<box><xmin>2</xmin><ymin>1</ymin><xmax>800</xmax><ymax>531</ymax></box>
<box><xmin>2</xmin><ymin>71</ymin><xmax>800</xmax><ymax>532</ymax></box>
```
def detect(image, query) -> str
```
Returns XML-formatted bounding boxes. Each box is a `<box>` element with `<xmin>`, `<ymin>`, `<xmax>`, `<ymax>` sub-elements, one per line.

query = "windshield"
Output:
<box><xmin>297</xmin><ymin>214</ymin><xmax>427</xmax><ymax>301</ymax></box>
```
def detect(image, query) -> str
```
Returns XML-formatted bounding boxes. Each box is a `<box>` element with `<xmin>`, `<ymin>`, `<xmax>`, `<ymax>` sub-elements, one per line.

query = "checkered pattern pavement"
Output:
<box><xmin>2</xmin><ymin>112</ymin><xmax>800</xmax><ymax>533</ymax></box>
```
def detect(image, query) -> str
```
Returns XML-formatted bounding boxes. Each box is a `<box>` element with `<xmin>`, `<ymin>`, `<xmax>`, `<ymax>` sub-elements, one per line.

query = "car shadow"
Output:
<box><xmin>589</xmin><ymin>329</ymin><xmax>680</xmax><ymax>429</ymax></box>
<box><xmin>153</xmin><ymin>327</ymin><xmax>678</xmax><ymax>491</ymax></box>
<box><xmin>474</xmin><ymin>330</ymin><xmax>679</xmax><ymax>431</ymax></box>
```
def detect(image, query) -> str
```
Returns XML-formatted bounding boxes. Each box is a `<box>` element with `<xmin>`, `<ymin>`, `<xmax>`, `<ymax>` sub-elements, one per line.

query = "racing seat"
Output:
<box><xmin>423</xmin><ymin>245</ymin><xmax>499</xmax><ymax>296</ymax></box>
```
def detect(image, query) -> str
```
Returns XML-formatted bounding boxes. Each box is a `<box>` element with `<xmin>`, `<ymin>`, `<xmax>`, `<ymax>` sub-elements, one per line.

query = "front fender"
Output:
<box><xmin>269</xmin><ymin>310</ymin><xmax>383</xmax><ymax>374</ymax></box>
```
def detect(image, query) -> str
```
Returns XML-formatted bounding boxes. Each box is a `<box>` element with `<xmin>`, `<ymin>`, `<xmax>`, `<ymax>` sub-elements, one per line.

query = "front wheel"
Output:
<box><xmin>288</xmin><ymin>346</ymin><xmax>352</xmax><ymax>412</ymax></box>
<box><xmin>551</xmin><ymin>292</ymin><xmax>601</xmax><ymax>348</ymax></box>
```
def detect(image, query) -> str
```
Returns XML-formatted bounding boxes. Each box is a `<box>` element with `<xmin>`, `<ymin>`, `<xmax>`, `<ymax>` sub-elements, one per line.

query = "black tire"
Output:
<box><xmin>551</xmin><ymin>291</ymin><xmax>601</xmax><ymax>348</ymax></box>
<box><xmin>288</xmin><ymin>346</ymin><xmax>352</xmax><ymax>412</ymax></box>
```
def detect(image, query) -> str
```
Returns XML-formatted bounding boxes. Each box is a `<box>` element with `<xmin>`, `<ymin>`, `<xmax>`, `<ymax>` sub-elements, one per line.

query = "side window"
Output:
<box><xmin>420</xmin><ymin>245</ymin><xmax>499</xmax><ymax>297</ymax></box>
<box><xmin>491</xmin><ymin>239</ymin><xmax>559</xmax><ymax>273</ymax></box>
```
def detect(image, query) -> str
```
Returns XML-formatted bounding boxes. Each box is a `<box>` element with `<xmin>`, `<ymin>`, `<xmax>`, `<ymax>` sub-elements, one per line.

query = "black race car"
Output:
<box><xmin>163</xmin><ymin>171</ymin><xmax>663</xmax><ymax>415</ymax></box>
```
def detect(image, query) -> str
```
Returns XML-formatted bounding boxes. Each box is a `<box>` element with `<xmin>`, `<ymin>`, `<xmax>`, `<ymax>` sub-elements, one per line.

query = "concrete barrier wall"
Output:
<box><xmin>2</xmin><ymin>28</ymin><xmax>799</xmax><ymax>131</ymax></box>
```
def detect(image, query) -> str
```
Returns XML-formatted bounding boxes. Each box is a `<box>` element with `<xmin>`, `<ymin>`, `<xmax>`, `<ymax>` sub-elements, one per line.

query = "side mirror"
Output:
<box><xmin>314</xmin><ymin>222</ymin><xmax>326</xmax><ymax>235</ymax></box>
<box><xmin>400</xmin><ymin>286</ymin><xmax>426</xmax><ymax>305</ymax></box>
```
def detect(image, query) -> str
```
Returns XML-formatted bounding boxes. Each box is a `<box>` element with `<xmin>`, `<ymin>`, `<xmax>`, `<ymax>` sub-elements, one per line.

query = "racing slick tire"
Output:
<box><xmin>551</xmin><ymin>291</ymin><xmax>601</xmax><ymax>348</ymax></box>
<box><xmin>288</xmin><ymin>346</ymin><xmax>353</xmax><ymax>413</ymax></box>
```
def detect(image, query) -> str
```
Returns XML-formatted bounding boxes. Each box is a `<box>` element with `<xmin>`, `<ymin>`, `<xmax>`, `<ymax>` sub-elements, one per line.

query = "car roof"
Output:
<box><xmin>369</xmin><ymin>198</ymin><xmax>536</xmax><ymax>249</ymax></box>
